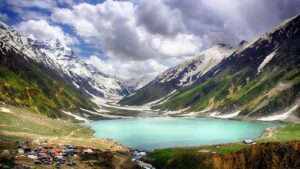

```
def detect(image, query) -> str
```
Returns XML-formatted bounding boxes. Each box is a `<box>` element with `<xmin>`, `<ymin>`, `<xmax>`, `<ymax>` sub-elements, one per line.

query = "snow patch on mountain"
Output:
<box><xmin>257</xmin><ymin>51</ymin><xmax>277</xmax><ymax>73</ymax></box>
<box><xmin>120</xmin><ymin>75</ymin><xmax>154</xmax><ymax>92</ymax></box>
<box><xmin>62</xmin><ymin>110</ymin><xmax>89</xmax><ymax>123</ymax></box>
<box><xmin>35</xmin><ymin>40</ymin><xmax>128</xmax><ymax>98</ymax></box>
<box><xmin>0</xmin><ymin>22</ymin><xmax>60</xmax><ymax>70</ymax></box>
<box><xmin>1</xmin><ymin>22</ymin><xmax>145</xmax><ymax>99</ymax></box>
<box><xmin>210</xmin><ymin>111</ymin><xmax>241</xmax><ymax>119</ymax></box>
<box><xmin>258</xmin><ymin>105</ymin><xmax>298</xmax><ymax>121</ymax></box>
<box><xmin>154</xmin><ymin>44</ymin><xmax>239</xmax><ymax>87</ymax></box>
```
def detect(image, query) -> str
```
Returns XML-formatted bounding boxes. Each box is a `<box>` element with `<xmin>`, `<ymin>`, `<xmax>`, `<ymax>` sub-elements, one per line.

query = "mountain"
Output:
<box><xmin>1</xmin><ymin>21</ymin><xmax>155</xmax><ymax>98</ymax></box>
<box><xmin>0</xmin><ymin>21</ymin><xmax>158</xmax><ymax>118</ymax></box>
<box><xmin>0</xmin><ymin>22</ymin><xmax>96</xmax><ymax>117</ymax></box>
<box><xmin>151</xmin><ymin>14</ymin><xmax>300</xmax><ymax>119</ymax></box>
<box><xmin>119</xmin><ymin>42</ymin><xmax>247</xmax><ymax>106</ymax></box>
<box><xmin>33</xmin><ymin>39</ymin><xmax>131</xmax><ymax>98</ymax></box>
<box><xmin>120</xmin><ymin>75</ymin><xmax>154</xmax><ymax>94</ymax></box>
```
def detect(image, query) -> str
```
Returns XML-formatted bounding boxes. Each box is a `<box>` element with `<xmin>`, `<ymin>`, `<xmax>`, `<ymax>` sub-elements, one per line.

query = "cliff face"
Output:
<box><xmin>165</xmin><ymin>141</ymin><xmax>300</xmax><ymax>169</ymax></box>
<box><xmin>211</xmin><ymin>141</ymin><xmax>300</xmax><ymax>169</ymax></box>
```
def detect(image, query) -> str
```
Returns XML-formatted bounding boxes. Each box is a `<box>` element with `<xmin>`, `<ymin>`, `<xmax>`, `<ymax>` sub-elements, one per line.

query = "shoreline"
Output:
<box><xmin>86</xmin><ymin>111</ymin><xmax>295</xmax><ymax>123</ymax></box>
<box><xmin>258</xmin><ymin>125</ymin><xmax>284</xmax><ymax>139</ymax></box>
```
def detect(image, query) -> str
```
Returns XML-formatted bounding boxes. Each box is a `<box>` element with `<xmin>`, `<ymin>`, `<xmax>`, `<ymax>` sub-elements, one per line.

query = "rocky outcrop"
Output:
<box><xmin>211</xmin><ymin>141</ymin><xmax>300</xmax><ymax>169</ymax></box>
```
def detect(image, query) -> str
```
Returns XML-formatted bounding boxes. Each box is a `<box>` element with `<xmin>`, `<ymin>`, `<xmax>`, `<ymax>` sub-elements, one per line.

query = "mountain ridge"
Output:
<box><xmin>153</xmin><ymin>14</ymin><xmax>300</xmax><ymax>120</ymax></box>
<box><xmin>119</xmin><ymin>41</ymin><xmax>248</xmax><ymax>106</ymax></box>
<box><xmin>120</xmin><ymin>14</ymin><xmax>300</xmax><ymax>121</ymax></box>
<box><xmin>1</xmin><ymin>21</ymin><xmax>153</xmax><ymax>100</ymax></box>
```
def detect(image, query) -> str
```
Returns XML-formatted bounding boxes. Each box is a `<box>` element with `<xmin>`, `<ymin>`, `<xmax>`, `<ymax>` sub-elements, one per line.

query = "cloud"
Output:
<box><xmin>85</xmin><ymin>55</ymin><xmax>168</xmax><ymax>78</ymax></box>
<box><xmin>14</xmin><ymin>20</ymin><xmax>78</xmax><ymax>45</ymax></box>
<box><xmin>0</xmin><ymin>12</ymin><xmax>8</xmax><ymax>22</ymax></box>
<box><xmin>19</xmin><ymin>11</ymin><xmax>50</xmax><ymax>21</ymax></box>
<box><xmin>57</xmin><ymin>0</ymin><xmax>74</xmax><ymax>6</ymax></box>
<box><xmin>85</xmin><ymin>55</ymin><xmax>115</xmax><ymax>74</ymax></box>
<box><xmin>3</xmin><ymin>0</ymin><xmax>75</xmax><ymax>21</ymax></box>
<box><xmin>208</xmin><ymin>0</ymin><xmax>300</xmax><ymax>40</ymax></box>
<box><xmin>51</xmin><ymin>0</ymin><xmax>300</xmax><ymax>77</ymax></box>
<box><xmin>51</xmin><ymin>0</ymin><xmax>201</xmax><ymax>62</ymax></box>
<box><xmin>151</xmin><ymin>33</ymin><xmax>201</xmax><ymax>57</ymax></box>
<box><xmin>5</xmin><ymin>0</ymin><xmax>57</xmax><ymax>11</ymax></box>
<box><xmin>2</xmin><ymin>0</ymin><xmax>299</xmax><ymax>78</ymax></box>
<box><xmin>136</xmin><ymin>0</ymin><xmax>184</xmax><ymax>36</ymax></box>
<box><xmin>164</xmin><ymin>0</ymin><xmax>300</xmax><ymax>47</ymax></box>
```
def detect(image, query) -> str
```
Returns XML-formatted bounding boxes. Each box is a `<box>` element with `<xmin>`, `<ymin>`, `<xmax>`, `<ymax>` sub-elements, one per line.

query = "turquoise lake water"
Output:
<box><xmin>89</xmin><ymin>117</ymin><xmax>281</xmax><ymax>150</ymax></box>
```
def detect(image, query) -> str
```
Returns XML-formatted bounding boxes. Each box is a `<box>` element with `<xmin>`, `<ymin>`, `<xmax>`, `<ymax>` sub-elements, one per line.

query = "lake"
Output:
<box><xmin>89</xmin><ymin>117</ymin><xmax>281</xmax><ymax>150</ymax></box>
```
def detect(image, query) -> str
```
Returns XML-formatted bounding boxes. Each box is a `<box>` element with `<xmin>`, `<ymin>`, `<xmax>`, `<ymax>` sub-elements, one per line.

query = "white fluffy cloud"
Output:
<box><xmin>14</xmin><ymin>20</ymin><xmax>78</xmax><ymax>45</ymax></box>
<box><xmin>3</xmin><ymin>0</ymin><xmax>299</xmax><ymax>78</ymax></box>
<box><xmin>51</xmin><ymin>0</ymin><xmax>201</xmax><ymax>77</ymax></box>
<box><xmin>50</xmin><ymin>1</ymin><xmax>201</xmax><ymax>60</ymax></box>
<box><xmin>85</xmin><ymin>55</ymin><xmax>169</xmax><ymax>78</ymax></box>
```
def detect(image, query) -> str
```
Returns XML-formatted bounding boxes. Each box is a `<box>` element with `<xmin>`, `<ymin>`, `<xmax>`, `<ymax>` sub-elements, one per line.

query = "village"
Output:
<box><xmin>0</xmin><ymin>139</ymin><xmax>116</xmax><ymax>169</ymax></box>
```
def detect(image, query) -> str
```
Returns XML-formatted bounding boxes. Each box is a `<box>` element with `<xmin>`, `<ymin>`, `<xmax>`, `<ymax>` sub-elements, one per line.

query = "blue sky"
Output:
<box><xmin>1</xmin><ymin>0</ymin><xmax>299</xmax><ymax>78</ymax></box>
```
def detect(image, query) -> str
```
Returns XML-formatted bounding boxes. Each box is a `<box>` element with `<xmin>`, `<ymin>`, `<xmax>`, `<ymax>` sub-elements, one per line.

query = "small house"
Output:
<box><xmin>243</xmin><ymin>139</ymin><xmax>256</xmax><ymax>144</ymax></box>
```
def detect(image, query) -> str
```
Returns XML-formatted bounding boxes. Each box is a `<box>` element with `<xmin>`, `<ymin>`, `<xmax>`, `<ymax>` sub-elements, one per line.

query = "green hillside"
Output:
<box><xmin>0</xmin><ymin>47</ymin><xmax>96</xmax><ymax>118</ymax></box>
<box><xmin>152</xmin><ymin>16</ymin><xmax>300</xmax><ymax>117</ymax></box>
<box><xmin>119</xmin><ymin>82</ymin><xmax>175</xmax><ymax>106</ymax></box>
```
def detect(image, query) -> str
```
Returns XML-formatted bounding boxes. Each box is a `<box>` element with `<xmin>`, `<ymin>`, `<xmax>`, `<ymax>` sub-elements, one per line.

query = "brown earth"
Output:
<box><xmin>165</xmin><ymin>141</ymin><xmax>300</xmax><ymax>169</ymax></box>
<box><xmin>211</xmin><ymin>141</ymin><xmax>300</xmax><ymax>169</ymax></box>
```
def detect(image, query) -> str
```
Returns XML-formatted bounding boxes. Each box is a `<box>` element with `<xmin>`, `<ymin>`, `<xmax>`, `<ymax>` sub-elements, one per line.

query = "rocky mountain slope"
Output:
<box><xmin>121</xmin><ymin>14</ymin><xmax>300</xmax><ymax>120</ymax></box>
<box><xmin>34</xmin><ymin>39</ymin><xmax>133</xmax><ymax>98</ymax></box>
<box><xmin>0</xmin><ymin>23</ymin><xmax>97</xmax><ymax>117</ymax></box>
<box><xmin>153</xmin><ymin>14</ymin><xmax>300</xmax><ymax>120</ymax></box>
<box><xmin>119</xmin><ymin>42</ymin><xmax>247</xmax><ymax>106</ymax></box>
<box><xmin>120</xmin><ymin>75</ymin><xmax>154</xmax><ymax>94</ymax></box>
<box><xmin>0</xmin><ymin>22</ymin><xmax>148</xmax><ymax>100</ymax></box>
<box><xmin>0</xmin><ymin>21</ymin><xmax>156</xmax><ymax>117</ymax></box>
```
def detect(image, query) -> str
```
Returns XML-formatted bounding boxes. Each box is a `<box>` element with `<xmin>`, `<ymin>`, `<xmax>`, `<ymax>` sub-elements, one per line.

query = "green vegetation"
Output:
<box><xmin>0</xmin><ymin>105</ymin><xmax>93</xmax><ymax>142</ymax></box>
<box><xmin>119</xmin><ymin>83</ymin><xmax>175</xmax><ymax>106</ymax></box>
<box><xmin>153</xmin><ymin>67</ymin><xmax>254</xmax><ymax>111</ymax></box>
<box><xmin>0</xmin><ymin>105</ymin><xmax>133</xmax><ymax>169</ymax></box>
<box><xmin>0</xmin><ymin>51</ymin><xmax>96</xmax><ymax>118</ymax></box>
<box><xmin>152</xmin><ymin>62</ymin><xmax>300</xmax><ymax>119</ymax></box>
<box><xmin>101</xmin><ymin>106</ymin><xmax>142</xmax><ymax>116</ymax></box>
<box><xmin>165</xmin><ymin>153</ymin><xmax>213</xmax><ymax>169</ymax></box>
<box><xmin>259</xmin><ymin>123</ymin><xmax>300</xmax><ymax>142</ymax></box>
<box><xmin>148</xmin><ymin>143</ymin><xmax>248</xmax><ymax>168</ymax></box>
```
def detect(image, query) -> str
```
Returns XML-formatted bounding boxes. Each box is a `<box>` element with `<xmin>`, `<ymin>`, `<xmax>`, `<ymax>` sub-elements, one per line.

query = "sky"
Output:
<box><xmin>0</xmin><ymin>0</ymin><xmax>299</xmax><ymax>78</ymax></box>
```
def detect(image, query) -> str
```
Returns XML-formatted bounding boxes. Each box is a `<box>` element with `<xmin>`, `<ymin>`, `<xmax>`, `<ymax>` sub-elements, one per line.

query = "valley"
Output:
<box><xmin>0</xmin><ymin>5</ymin><xmax>299</xmax><ymax>169</ymax></box>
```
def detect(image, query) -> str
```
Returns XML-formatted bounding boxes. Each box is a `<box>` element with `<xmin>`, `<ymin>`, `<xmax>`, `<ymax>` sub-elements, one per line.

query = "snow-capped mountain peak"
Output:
<box><xmin>0</xmin><ymin>22</ymin><xmax>147</xmax><ymax>99</ymax></box>
<box><xmin>0</xmin><ymin>22</ymin><xmax>62</xmax><ymax>71</ymax></box>
<box><xmin>33</xmin><ymin>38</ymin><xmax>131</xmax><ymax>98</ymax></box>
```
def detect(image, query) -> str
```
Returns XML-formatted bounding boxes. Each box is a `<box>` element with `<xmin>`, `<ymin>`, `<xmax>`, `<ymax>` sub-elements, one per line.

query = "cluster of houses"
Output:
<box><xmin>2</xmin><ymin>140</ymin><xmax>95</xmax><ymax>168</ymax></box>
